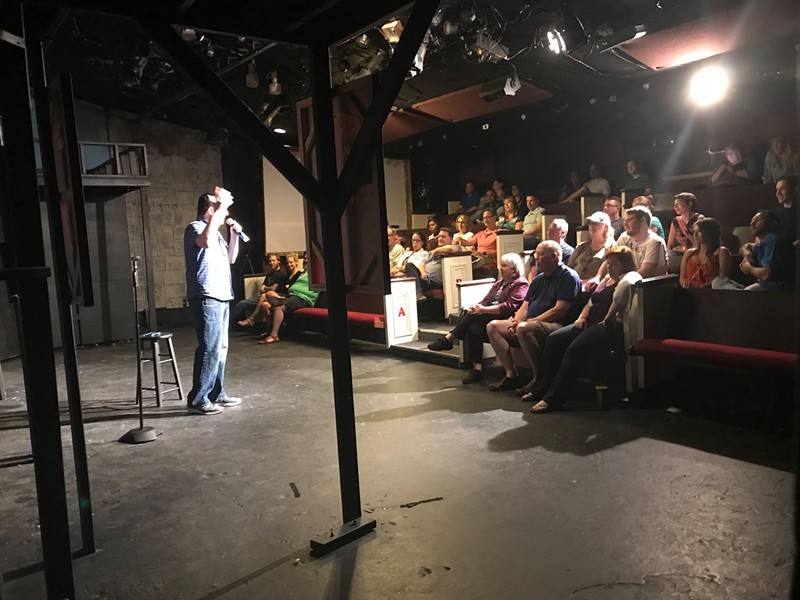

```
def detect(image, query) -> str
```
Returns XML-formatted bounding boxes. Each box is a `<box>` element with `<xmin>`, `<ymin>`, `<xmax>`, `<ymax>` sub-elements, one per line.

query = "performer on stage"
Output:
<box><xmin>184</xmin><ymin>186</ymin><xmax>244</xmax><ymax>415</ymax></box>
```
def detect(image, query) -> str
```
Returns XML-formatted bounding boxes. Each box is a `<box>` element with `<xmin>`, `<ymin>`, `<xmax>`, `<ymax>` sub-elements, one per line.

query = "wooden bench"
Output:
<box><xmin>629</xmin><ymin>279</ymin><xmax>797</xmax><ymax>389</ymax></box>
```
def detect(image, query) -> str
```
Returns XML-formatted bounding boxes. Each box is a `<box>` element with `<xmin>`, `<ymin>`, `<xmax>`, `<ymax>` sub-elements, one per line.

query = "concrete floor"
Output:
<box><xmin>0</xmin><ymin>326</ymin><xmax>794</xmax><ymax>599</ymax></box>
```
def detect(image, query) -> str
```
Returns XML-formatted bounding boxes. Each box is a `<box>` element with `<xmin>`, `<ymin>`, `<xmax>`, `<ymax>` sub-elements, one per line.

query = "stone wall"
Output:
<box><xmin>108</xmin><ymin>113</ymin><xmax>222</xmax><ymax>310</ymax></box>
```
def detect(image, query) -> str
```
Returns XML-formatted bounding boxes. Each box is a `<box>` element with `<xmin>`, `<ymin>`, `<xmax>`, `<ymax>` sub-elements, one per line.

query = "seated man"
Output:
<box><xmin>516</xmin><ymin>194</ymin><xmax>545</xmax><ymax>250</ymax></box>
<box><xmin>486</xmin><ymin>240</ymin><xmax>581</xmax><ymax>393</ymax></box>
<box><xmin>621</xmin><ymin>159</ymin><xmax>654</xmax><ymax>198</ymax></box>
<box><xmin>599</xmin><ymin>205</ymin><xmax>668</xmax><ymax>280</ymax></box>
<box><xmin>560</xmin><ymin>163</ymin><xmax>611</xmax><ymax>204</ymax></box>
<box><xmin>526</xmin><ymin>219</ymin><xmax>573</xmax><ymax>281</ymax></box>
<box><xmin>631</xmin><ymin>195</ymin><xmax>665</xmax><ymax>239</ymax></box>
<box><xmin>462</xmin><ymin>209</ymin><xmax>499</xmax><ymax>278</ymax></box>
<box><xmin>458</xmin><ymin>181</ymin><xmax>481</xmax><ymax>217</ymax></box>
<box><xmin>405</xmin><ymin>227</ymin><xmax>461</xmax><ymax>297</ymax></box>
<box><xmin>775</xmin><ymin>175</ymin><xmax>798</xmax><ymax>240</ymax></box>
<box><xmin>235</xmin><ymin>253</ymin><xmax>288</xmax><ymax>325</ymax></box>
<box><xmin>603</xmin><ymin>196</ymin><xmax>624</xmax><ymax>239</ymax></box>
<box><xmin>713</xmin><ymin>209</ymin><xmax>795</xmax><ymax>290</ymax></box>
<box><xmin>471</xmin><ymin>189</ymin><xmax>499</xmax><ymax>223</ymax></box>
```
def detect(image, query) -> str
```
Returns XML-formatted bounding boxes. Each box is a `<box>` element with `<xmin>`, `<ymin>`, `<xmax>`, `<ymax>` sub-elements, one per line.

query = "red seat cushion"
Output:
<box><xmin>292</xmin><ymin>307</ymin><xmax>384</xmax><ymax>328</ymax></box>
<box><xmin>633</xmin><ymin>338</ymin><xmax>797</xmax><ymax>372</ymax></box>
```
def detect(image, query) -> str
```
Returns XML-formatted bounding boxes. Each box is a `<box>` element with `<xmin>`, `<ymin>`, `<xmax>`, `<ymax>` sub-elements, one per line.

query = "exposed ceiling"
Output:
<box><xmin>24</xmin><ymin>0</ymin><xmax>800</xmax><ymax>147</ymax></box>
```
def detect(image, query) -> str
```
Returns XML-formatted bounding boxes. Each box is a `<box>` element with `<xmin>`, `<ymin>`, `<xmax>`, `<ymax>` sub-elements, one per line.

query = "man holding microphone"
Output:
<box><xmin>184</xmin><ymin>186</ymin><xmax>245</xmax><ymax>415</ymax></box>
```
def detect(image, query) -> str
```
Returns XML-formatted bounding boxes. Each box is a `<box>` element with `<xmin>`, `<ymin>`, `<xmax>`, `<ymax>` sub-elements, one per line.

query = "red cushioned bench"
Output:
<box><xmin>629</xmin><ymin>282</ymin><xmax>797</xmax><ymax>389</ymax></box>
<box><xmin>292</xmin><ymin>307</ymin><xmax>385</xmax><ymax>329</ymax></box>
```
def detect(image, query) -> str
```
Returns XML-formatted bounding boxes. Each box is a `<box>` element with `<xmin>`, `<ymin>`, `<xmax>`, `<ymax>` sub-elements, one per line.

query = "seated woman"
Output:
<box><xmin>679</xmin><ymin>218</ymin><xmax>731</xmax><ymax>288</ymax></box>
<box><xmin>426</xmin><ymin>253</ymin><xmax>528</xmax><ymax>384</ymax></box>
<box><xmin>567</xmin><ymin>211</ymin><xmax>615</xmax><ymax>287</ymax></box>
<box><xmin>258</xmin><ymin>253</ymin><xmax>319</xmax><ymax>344</ymax></box>
<box><xmin>498</xmin><ymin>197</ymin><xmax>520</xmax><ymax>230</ymax></box>
<box><xmin>452</xmin><ymin>216</ymin><xmax>475</xmax><ymax>246</ymax></box>
<box><xmin>236</xmin><ymin>253</ymin><xmax>289</xmax><ymax>326</ymax></box>
<box><xmin>762</xmin><ymin>137</ymin><xmax>800</xmax><ymax>184</ymax></box>
<box><xmin>524</xmin><ymin>246</ymin><xmax>642</xmax><ymax>413</ymax></box>
<box><xmin>666</xmin><ymin>192</ymin><xmax>701</xmax><ymax>274</ymax></box>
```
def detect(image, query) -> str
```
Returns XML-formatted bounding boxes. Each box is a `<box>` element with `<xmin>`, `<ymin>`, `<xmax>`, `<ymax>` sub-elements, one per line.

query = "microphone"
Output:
<box><xmin>226</xmin><ymin>218</ymin><xmax>250</xmax><ymax>243</ymax></box>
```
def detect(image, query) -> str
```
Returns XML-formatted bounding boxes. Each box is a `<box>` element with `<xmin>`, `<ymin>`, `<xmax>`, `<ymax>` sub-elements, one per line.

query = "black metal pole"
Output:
<box><xmin>0</xmin><ymin>2</ymin><xmax>75</xmax><ymax>596</ymax></box>
<box><xmin>309</xmin><ymin>41</ymin><xmax>364</xmax><ymax>525</ymax></box>
<box><xmin>25</xmin><ymin>25</ymin><xmax>96</xmax><ymax>556</ymax></box>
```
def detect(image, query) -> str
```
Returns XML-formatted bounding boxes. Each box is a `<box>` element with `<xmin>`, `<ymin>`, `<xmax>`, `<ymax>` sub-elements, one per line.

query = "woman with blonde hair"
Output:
<box><xmin>427</xmin><ymin>253</ymin><xmax>528</xmax><ymax>384</ymax></box>
<box><xmin>762</xmin><ymin>137</ymin><xmax>800</xmax><ymax>184</ymax></box>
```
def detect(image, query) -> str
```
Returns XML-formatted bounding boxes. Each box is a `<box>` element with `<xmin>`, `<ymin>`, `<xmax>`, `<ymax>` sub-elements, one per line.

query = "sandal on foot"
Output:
<box><xmin>259</xmin><ymin>335</ymin><xmax>280</xmax><ymax>344</ymax></box>
<box><xmin>238</xmin><ymin>318</ymin><xmax>255</xmax><ymax>327</ymax></box>
<box><xmin>529</xmin><ymin>400</ymin><xmax>550</xmax><ymax>414</ymax></box>
<box><xmin>489</xmin><ymin>376</ymin><xmax>518</xmax><ymax>392</ymax></box>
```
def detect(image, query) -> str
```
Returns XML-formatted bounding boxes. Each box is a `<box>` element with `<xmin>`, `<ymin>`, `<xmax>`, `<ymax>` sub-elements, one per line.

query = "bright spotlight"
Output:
<box><xmin>689</xmin><ymin>66</ymin><xmax>729</xmax><ymax>107</ymax></box>
<box><xmin>547</xmin><ymin>29</ymin><xmax>566</xmax><ymax>54</ymax></box>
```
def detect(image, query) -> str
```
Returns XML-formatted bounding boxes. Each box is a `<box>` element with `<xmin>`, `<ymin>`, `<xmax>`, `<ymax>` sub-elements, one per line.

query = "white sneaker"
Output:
<box><xmin>216</xmin><ymin>396</ymin><xmax>242</xmax><ymax>407</ymax></box>
<box><xmin>188</xmin><ymin>402</ymin><xmax>223</xmax><ymax>415</ymax></box>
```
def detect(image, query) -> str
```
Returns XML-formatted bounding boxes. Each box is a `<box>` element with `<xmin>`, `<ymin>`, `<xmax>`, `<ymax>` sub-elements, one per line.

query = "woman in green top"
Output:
<box><xmin>498</xmin><ymin>197</ymin><xmax>519</xmax><ymax>230</ymax></box>
<box><xmin>260</xmin><ymin>253</ymin><xmax>319</xmax><ymax>344</ymax></box>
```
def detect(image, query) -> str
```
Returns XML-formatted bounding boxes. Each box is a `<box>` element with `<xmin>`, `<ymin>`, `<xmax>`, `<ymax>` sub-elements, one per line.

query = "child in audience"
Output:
<box><xmin>679</xmin><ymin>218</ymin><xmax>731</xmax><ymax>288</ymax></box>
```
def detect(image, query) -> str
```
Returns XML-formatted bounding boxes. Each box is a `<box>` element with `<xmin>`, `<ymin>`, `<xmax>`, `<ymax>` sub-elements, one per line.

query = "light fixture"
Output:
<box><xmin>180</xmin><ymin>28</ymin><xmax>197</xmax><ymax>42</ymax></box>
<box><xmin>597</xmin><ymin>24</ymin><xmax>646</xmax><ymax>53</ymax></box>
<box><xmin>688</xmin><ymin>65</ymin><xmax>729</xmax><ymax>107</ymax></box>
<box><xmin>442</xmin><ymin>20</ymin><xmax>459</xmax><ymax>36</ymax></box>
<box><xmin>245</xmin><ymin>61</ymin><xmax>259</xmax><ymax>88</ymax></box>
<box><xmin>356</xmin><ymin>33</ymin><xmax>370</xmax><ymax>48</ymax></box>
<box><xmin>206</xmin><ymin>45</ymin><xmax>215</xmax><ymax>58</ymax></box>
<box><xmin>380</xmin><ymin>19</ymin><xmax>403</xmax><ymax>44</ymax></box>
<box><xmin>268</xmin><ymin>71</ymin><xmax>282</xmax><ymax>96</ymax></box>
<box><xmin>273</xmin><ymin>127</ymin><xmax>286</xmax><ymax>134</ymax></box>
<box><xmin>547</xmin><ymin>29</ymin><xmax>566</xmax><ymax>54</ymax></box>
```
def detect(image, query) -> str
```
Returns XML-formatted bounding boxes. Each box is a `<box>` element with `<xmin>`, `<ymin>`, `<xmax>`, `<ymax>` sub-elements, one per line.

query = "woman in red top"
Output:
<box><xmin>679</xmin><ymin>217</ymin><xmax>731</xmax><ymax>288</ymax></box>
<box><xmin>667</xmin><ymin>192</ymin><xmax>702</xmax><ymax>273</ymax></box>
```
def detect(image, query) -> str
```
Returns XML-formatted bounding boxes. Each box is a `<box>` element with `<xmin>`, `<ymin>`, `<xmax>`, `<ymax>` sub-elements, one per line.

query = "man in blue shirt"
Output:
<box><xmin>184</xmin><ymin>186</ymin><xmax>244</xmax><ymax>415</ymax></box>
<box><xmin>458</xmin><ymin>181</ymin><xmax>481</xmax><ymax>217</ymax></box>
<box><xmin>486</xmin><ymin>240</ymin><xmax>581</xmax><ymax>392</ymax></box>
<box><xmin>713</xmin><ymin>209</ymin><xmax>794</xmax><ymax>291</ymax></box>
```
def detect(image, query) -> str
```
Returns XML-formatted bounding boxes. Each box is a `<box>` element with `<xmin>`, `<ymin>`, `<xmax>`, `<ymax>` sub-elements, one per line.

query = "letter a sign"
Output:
<box><xmin>397</xmin><ymin>306</ymin><xmax>406</xmax><ymax>317</ymax></box>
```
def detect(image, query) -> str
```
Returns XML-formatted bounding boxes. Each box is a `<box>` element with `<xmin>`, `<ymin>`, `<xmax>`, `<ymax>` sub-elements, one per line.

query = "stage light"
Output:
<box><xmin>268</xmin><ymin>71</ymin><xmax>282</xmax><ymax>96</ymax></box>
<box><xmin>273</xmin><ymin>128</ymin><xmax>286</xmax><ymax>134</ymax></box>
<box><xmin>381</xmin><ymin>19</ymin><xmax>403</xmax><ymax>44</ymax></box>
<box><xmin>688</xmin><ymin>66</ymin><xmax>729</xmax><ymax>107</ymax></box>
<box><xmin>547</xmin><ymin>29</ymin><xmax>566</xmax><ymax>54</ymax></box>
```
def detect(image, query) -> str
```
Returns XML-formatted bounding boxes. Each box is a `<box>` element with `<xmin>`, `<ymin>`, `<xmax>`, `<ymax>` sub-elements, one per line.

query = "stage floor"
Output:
<box><xmin>0</xmin><ymin>326</ymin><xmax>794</xmax><ymax>599</ymax></box>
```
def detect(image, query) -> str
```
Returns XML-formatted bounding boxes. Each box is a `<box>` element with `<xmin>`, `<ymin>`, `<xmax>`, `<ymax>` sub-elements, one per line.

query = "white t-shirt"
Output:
<box><xmin>585</xmin><ymin>177</ymin><xmax>611</xmax><ymax>196</ymax></box>
<box><xmin>614</xmin><ymin>230</ymin><xmax>668</xmax><ymax>276</ymax></box>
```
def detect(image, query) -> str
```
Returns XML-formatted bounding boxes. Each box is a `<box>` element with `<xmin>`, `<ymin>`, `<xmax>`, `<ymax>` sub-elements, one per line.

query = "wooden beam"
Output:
<box><xmin>137</xmin><ymin>17</ymin><xmax>326</xmax><ymax>211</ymax></box>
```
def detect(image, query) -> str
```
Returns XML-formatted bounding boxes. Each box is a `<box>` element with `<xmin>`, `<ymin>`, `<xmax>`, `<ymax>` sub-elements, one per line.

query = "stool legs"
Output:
<box><xmin>138</xmin><ymin>334</ymin><xmax>183</xmax><ymax>406</ymax></box>
<box><xmin>165</xmin><ymin>337</ymin><xmax>184</xmax><ymax>402</ymax></box>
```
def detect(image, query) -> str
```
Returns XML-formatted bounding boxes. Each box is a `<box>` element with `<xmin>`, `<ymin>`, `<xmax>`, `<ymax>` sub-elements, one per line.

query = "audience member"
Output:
<box><xmin>526</xmin><ymin>219</ymin><xmax>573</xmax><ymax>281</ymax></box>
<box><xmin>391</xmin><ymin>232</ymin><xmax>430</xmax><ymax>299</ymax></box>
<box><xmin>594</xmin><ymin>205</ymin><xmax>667</xmax><ymax>280</ymax></box>
<box><xmin>525</xmin><ymin>247</ymin><xmax>642</xmax><ymax>413</ymax></box>
<box><xmin>236</xmin><ymin>253</ymin><xmax>289</xmax><ymax>326</ymax></box>
<box><xmin>453</xmin><ymin>215</ymin><xmax>475</xmax><ymax>246</ymax></box>
<box><xmin>259</xmin><ymin>253</ymin><xmax>319</xmax><ymax>344</ymax></box>
<box><xmin>427</xmin><ymin>253</ymin><xmax>529</xmax><ymax>384</ymax></box>
<box><xmin>458</xmin><ymin>181</ymin><xmax>481</xmax><ymax>216</ymax></box>
<box><xmin>711</xmin><ymin>143</ymin><xmax>751</xmax><ymax>186</ymax></box>
<box><xmin>406</xmin><ymin>227</ymin><xmax>461</xmax><ymax>296</ymax></box>
<box><xmin>567</xmin><ymin>211</ymin><xmax>615</xmax><ymax>286</ymax></box>
<box><xmin>762</xmin><ymin>137</ymin><xmax>799</xmax><ymax>184</ymax></box>
<box><xmin>492</xmin><ymin>179</ymin><xmax>506</xmax><ymax>199</ymax></box>
<box><xmin>560</xmin><ymin>164</ymin><xmax>611</xmax><ymax>204</ymax></box>
<box><xmin>713</xmin><ymin>210</ymin><xmax>794</xmax><ymax>290</ymax></box>
<box><xmin>775</xmin><ymin>175</ymin><xmax>798</xmax><ymax>239</ymax></box>
<box><xmin>464</xmin><ymin>210</ymin><xmax>499</xmax><ymax>277</ymax></box>
<box><xmin>388</xmin><ymin>227</ymin><xmax>404</xmax><ymax>271</ymax></box>
<box><xmin>485</xmin><ymin>240</ymin><xmax>581</xmax><ymax>393</ymax></box>
<box><xmin>558</xmin><ymin>168</ymin><xmax>582</xmax><ymax>202</ymax></box>
<box><xmin>472</xmin><ymin>189</ymin><xmax>499</xmax><ymax>223</ymax></box>
<box><xmin>666</xmin><ymin>192</ymin><xmax>702</xmax><ymax>273</ymax></box>
<box><xmin>510</xmin><ymin>184</ymin><xmax>525</xmax><ymax>216</ymax></box>
<box><xmin>499</xmin><ymin>196</ymin><xmax>520</xmax><ymax>230</ymax></box>
<box><xmin>517</xmin><ymin>195</ymin><xmax>545</xmax><ymax>250</ymax></box>
<box><xmin>426</xmin><ymin>218</ymin><xmax>439</xmax><ymax>242</ymax></box>
<box><xmin>631</xmin><ymin>195</ymin><xmax>665</xmax><ymax>238</ymax></box>
<box><xmin>679</xmin><ymin>218</ymin><xmax>731</xmax><ymax>288</ymax></box>
<box><xmin>621</xmin><ymin>159</ymin><xmax>654</xmax><ymax>198</ymax></box>
<box><xmin>603</xmin><ymin>197</ymin><xmax>624</xmax><ymax>239</ymax></box>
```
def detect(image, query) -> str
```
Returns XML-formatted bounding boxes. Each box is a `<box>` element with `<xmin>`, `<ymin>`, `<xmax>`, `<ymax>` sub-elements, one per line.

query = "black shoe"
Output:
<box><xmin>489</xmin><ymin>376</ymin><xmax>519</xmax><ymax>392</ymax></box>
<box><xmin>462</xmin><ymin>369</ymin><xmax>483</xmax><ymax>384</ymax></box>
<box><xmin>427</xmin><ymin>337</ymin><xmax>453</xmax><ymax>351</ymax></box>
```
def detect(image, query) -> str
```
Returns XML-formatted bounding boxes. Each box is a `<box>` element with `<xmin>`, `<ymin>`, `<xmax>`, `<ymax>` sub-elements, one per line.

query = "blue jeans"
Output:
<box><xmin>188</xmin><ymin>297</ymin><xmax>229</xmax><ymax>406</ymax></box>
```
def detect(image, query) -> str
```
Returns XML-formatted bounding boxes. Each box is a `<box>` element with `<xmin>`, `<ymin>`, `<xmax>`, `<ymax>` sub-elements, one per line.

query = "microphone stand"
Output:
<box><xmin>120</xmin><ymin>255</ymin><xmax>157</xmax><ymax>444</ymax></box>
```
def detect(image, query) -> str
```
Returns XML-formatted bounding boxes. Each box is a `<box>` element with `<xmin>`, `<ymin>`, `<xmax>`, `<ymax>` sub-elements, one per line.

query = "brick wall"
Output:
<box><xmin>108</xmin><ymin>113</ymin><xmax>223</xmax><ymax>309</ymax></box>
